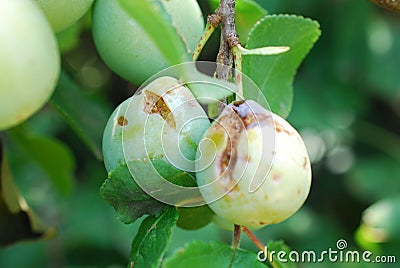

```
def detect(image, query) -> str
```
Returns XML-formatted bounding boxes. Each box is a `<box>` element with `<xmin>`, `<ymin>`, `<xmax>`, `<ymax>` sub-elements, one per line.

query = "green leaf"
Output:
<box><xmin>163</xmin><ymin>240</ymin><xmax>266</xmax><ymax>268</ymax></box>
<box><xmin>151</xmin><ymin>158</ymin><xmax>197</xmax><ymax>187</ymax></box>
<box><xmin>176</xmin><ymin>205</ymin><xmax>214</xmax><ymax>230</ymax></box>
<box><xmin>264</xmin><ymin>240</ymin><xmax>297</xmax><ymax>268</ymax></box>
<box><xmin>100</xmin><ymin>163</ymin><xmax>169</xmax><ymax>224</ymax></box>
<box><xmin>50</xmin><ymin>71</ymin><xmax>109</xmax><ymax>160</ymax></box>
<box><xmin>7</xmin><ymin>127</ymin><xmax>76</xmax><ymax>196</ymax></box>
<box><xmin>101</xmin><ymin>153</ymin><xmax>202</xmax><ymax>224</ymax></box>
<box><xmin>0</xmin><ymin>139</ymin><xmax>56</xmax><ymax>246</ymax></box>
<box><xmin>209</xmin><ymin>0</ymin><xmax>267</xmax><ymax>43</ymax></box>
<box><xmin>242</xmin><ymin>15</ymin><xmax>321</xmax><ymax>118</ymax></box>
<box><xmin>129</xmin><ymin>207</ymin><xmax>178</xmax><ymax>268</ymax></box>
<box><xmin>117</xmin><ymin>0</ymin><xmax>190</xmax><ymax>65</ymax></box>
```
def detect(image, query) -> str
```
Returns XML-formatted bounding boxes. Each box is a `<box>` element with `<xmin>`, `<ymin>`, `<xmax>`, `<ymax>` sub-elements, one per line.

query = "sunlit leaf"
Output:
<box><xmin>243</xmin><ymin>15</ymin><xmax>321</xmax><ymax>118</ymax></box>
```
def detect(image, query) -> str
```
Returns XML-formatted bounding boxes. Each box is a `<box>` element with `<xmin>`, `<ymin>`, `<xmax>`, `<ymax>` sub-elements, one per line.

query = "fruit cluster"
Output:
<box><xmin>103</xmin><ymin>75</ymin><xmax>312</xmax><ymax>230</ymax></box>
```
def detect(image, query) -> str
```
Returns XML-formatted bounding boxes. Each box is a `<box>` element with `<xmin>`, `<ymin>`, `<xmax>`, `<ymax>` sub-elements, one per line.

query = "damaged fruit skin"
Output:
<box><xmin>196</xmin><ymin>100</ymin><xmax>312</xmax><ymax>229</ymax></box>
<box><xmin>102</xmin><ymin>76</ymin><xmax>210</xmax><ymax>173</ymax></box>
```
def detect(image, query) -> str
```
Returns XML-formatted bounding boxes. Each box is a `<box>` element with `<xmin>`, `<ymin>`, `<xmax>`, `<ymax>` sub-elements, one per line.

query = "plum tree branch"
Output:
<box><xmin>214</xmin><ymin>0</ymin><xmax>240</xmax><ymax>81</ymax></box>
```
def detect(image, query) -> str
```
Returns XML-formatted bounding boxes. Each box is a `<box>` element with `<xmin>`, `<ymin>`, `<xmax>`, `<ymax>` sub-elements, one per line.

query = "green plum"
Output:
<box><xmin>92</xmin><ymin>0</ymin><xmax>204</xmax><ymax>85</ymax></box>
<box><xmin>0</xmin><ymin>0</ymin><xmax>60</xmax><ymax>130</ymax></box>
<box><xmin>35</xmin><ymin>0</ymin><xmax>94</xmax><ymax>32</ymax></box>
<box><xmin>102</xmin><ymin>76</ymin><xmax>210</xmax><ymax>173</ymax></box>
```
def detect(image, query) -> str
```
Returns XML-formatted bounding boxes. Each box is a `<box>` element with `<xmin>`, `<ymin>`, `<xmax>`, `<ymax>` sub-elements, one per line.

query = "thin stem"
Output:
<box><xmin>192</xmin><ymin>21</ymin><xmax>218</xmax><ymax>61</ymax></box>
<box><xmin>242</xmin><ymin>227</ymin><xmax>282</xmax><ymax>268</ymax></box>
<box><xmin>232</xmin><ymin>224</ymin><xmax>241</xmax><ymax>249</ymax></box>
<box><xmin>242</xmin><ymin>226</ymin><xmax>265</xmax><ymax>252</ymax></box>
<box><xmin>231</xmin><ymin>45</ymin><xmax>243</xmax><ymax>100</ymax></box>
<box><xmin>229</xmin><ymin>224</ymin><xmax>242</xmax><ymax>267</ymax></box>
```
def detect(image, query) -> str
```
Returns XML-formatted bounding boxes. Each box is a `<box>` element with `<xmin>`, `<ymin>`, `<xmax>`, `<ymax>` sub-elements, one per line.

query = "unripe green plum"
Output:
<box><xmin>0</xmin><ymin>0</ymin><xmax>60</xmax><ymax>130</ymax></box>
<box><xmin>92</xmin><ymin>0</ymin><xmax>204</xmax><ymax>85</ymax></box>
<box><xmin>35</xmin><ymin>0</ymin><xmax>94</xmax><ymax>32</ymax></box>
<box><xmin>103</xmin><ymin>76</ymin><xmax>210</xmax><ymax>173</ymax></box>
<box><xmin>196</xmin><ymin>100</ymin><xmax>312</xmax><ymax>229</ymax></box>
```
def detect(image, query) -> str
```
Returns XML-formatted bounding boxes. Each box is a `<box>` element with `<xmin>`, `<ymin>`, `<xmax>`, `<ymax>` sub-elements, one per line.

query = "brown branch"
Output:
<box><xmin>214</xmin><ymin>0</ymin><xmax>240</xmax><ymax>81</ymax></box>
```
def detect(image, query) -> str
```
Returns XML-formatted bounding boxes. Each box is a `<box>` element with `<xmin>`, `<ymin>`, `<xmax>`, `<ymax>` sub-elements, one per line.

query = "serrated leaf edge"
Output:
<box><xmin>246</xmin><ymin>14</ymin><xmax>321</xmax><ymax>46</ymax></box>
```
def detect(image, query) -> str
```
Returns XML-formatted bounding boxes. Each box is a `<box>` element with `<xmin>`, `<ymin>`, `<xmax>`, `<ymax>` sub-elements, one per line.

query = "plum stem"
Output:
<box><xmin>242</xmin><ymin>226</ymin><xmax>265</xmax><ymax>253</ymax></box>
<box><xmin>229</xmin><ymin>224</ymin><xmax>242</xmax><ymax>267</ymax></box>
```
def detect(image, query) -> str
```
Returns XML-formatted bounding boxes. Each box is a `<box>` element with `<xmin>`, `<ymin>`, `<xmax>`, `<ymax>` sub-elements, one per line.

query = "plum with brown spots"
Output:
<box><xmin>195</xmin><ymin>100</ymin><xmax>312</xmax><ymax>229</ymax></box>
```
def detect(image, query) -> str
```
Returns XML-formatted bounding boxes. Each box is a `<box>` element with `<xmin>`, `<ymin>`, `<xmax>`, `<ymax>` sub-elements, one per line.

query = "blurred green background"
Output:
<box><xmin>1</xmin><ymin>0</ymin><xmax>399</xmax><ymax>267</ymax></box>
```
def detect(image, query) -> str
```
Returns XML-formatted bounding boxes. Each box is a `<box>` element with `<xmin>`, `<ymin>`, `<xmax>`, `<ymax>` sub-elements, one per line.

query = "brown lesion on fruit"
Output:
<box><xmin>214</xmin><ymin>106</ymin><xmax>243</xmax><ymax>191</ymax></box>
<box><xmin>272</xmin><ymin>174</ymin><xmax>281</xmax><ymax>182</ymax></box>
<box><xmin>216</xmin><ymin>102</ymin><xmax>272</xmax><ymax>191</ymax></box>
<box><xmin>231</xmin><ymin>101</ymin><xmax>270</xmax><ymax>129</ymax></box>
<box><xmin>274</xmin><ymin>120</ymin><xmax>294</xmax><ymax>135</ymax></box>
<box><xmin>303</xmin><ymin>157</ymin><xmax>308</xmax><ymax>169</ymax></box>
<box><xmin>117</xmin><ymin>116</ymin><xmax>128</xmax><ymax>126</ymax></box>
<box><xmin>143</xmin><ymin>90</ymin><xmax>176</xmax><ymax>129</ymax></box>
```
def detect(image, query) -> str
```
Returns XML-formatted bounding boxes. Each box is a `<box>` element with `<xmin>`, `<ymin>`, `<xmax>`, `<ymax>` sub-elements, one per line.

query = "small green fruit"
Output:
<box><xmin>102</xmin><ymin>76</ymin><xmax>210</xmax><ymax>173</ymax></box>
<box><xmin>35</xmin><ymin>0</ymin><xmax>94</xmax><ymax>32</ymax></box>
<box><xmin>196</xmin><ymin>100</ymin><xmax>312</xmax><ymax>229</ymax></box>
<box><xmin>92</xmin><ymin>0</ymin><xmax>204</xmax><ymax>85</ymax></box>
<box><xmin>0</xmin><ymin>0</ymin><xmax>60</xmax><ymax>130</ymax></box>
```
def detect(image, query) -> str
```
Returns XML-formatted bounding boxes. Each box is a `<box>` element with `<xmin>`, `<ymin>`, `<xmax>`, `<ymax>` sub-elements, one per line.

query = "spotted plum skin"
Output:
<box><xmin>0</xmin><ymin>0</ymin><xmax>60</xmax><ymax>130</ymax></box>
<box><xmin>102</xmin><ymin>76</ymin><xmax>210</xmax><ymax>173</ymax></box>
<box><xmin>196</xmin><ymin>100</ymin><xmax>312</xmax><ymax>229</ymax></box>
